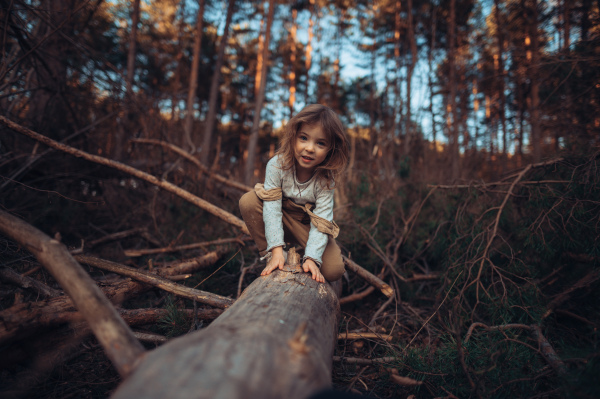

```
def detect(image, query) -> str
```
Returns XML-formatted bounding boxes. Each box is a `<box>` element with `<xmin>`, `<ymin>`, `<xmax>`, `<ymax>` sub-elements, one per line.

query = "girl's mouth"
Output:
<box><xmin>301</xmin><ymin>156</ymin><xmax>313</xmax><ymax>163</ymax></box>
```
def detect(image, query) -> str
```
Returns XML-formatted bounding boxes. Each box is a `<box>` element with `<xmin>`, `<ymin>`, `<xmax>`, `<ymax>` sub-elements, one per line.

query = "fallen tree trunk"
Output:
<box><xmin>113</xmin><ymin>269</ymin><xmax>340</xmax><ymax>399</ymax></box>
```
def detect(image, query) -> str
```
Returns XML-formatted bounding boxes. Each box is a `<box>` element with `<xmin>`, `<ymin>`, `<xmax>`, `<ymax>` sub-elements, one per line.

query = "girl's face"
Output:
<box><xmin>294</xmin><ymin>123</ymin><xmax>330</xmax><ymax>176</ymax></box>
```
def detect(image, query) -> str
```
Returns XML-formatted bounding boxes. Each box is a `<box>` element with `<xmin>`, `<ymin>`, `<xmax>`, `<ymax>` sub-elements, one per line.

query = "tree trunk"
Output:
<box><xmin>184</xmin><ymin>0</ymin><xmax>206</xmax><ymax>153</ymax></box>
<box><xmin>126</xmin><ymin>0</ymin><xmax>140</xmax><ymax>98</ymax></box>
<box><xmin>288</xmin><ymin>9</ymin><xmax>298</xmax><ymax>117</ymax></box>
<box><xmin>113</xmin><ymin>269</ymin><xmax>340</xmax><ymax>399</ymax></box>
<box><xmin>529</xmin><ymin>0</ymin><xmax>541</xmax><ymax>162</ymax></box>
<box><xmin>244</xmin><ymin>0</ymin><xmax>275</xmax><ymax>185</ymax></box>
<box><xmin>494</xmin><ymin>0</ymin><xmax>507</xmax><ymax>155</ymax></box>
<box><xmin>404</xmin><ymin>0</ymin><xmax>417</xmax><ymax>156</ymax></box>
<box><xmin>448</xmin><ymin>0</ymin><xmax>460</xmax><ymax>179</ymax></box>
<box><xmin>199</xmin><ymin>0</ymin><xmax>235</xmax><ymax>166</ymax></box>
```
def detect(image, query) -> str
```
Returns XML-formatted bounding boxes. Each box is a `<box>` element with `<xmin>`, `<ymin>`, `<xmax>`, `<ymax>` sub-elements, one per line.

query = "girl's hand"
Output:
<box><xmin>261</xmin><ymin>247</ymin><xmax>285</xmax><ymax>276</ymax></box>
<box><xmin>302</xmin><ymin>258</ymin><xmax>325</xmax><ymax>283</ymax></box>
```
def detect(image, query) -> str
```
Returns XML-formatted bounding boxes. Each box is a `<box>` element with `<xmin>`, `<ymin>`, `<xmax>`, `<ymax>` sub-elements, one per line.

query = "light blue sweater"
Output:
<box><xmin>263</xmin><ymin>154</ymin><xmax>335</xmax><ymax>265</ymax></box>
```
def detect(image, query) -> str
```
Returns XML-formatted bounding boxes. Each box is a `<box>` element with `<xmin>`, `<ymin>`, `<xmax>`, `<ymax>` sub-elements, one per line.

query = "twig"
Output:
<box><xmin>124</xmin><ymin>236</ymin><xmax>248</xmax><ymax>257</ymax></box>
<box><xmin>158</xmin><ymin>250</ymin><xmax>226</xmax><ymax>276</ymax></box>
<box><xmin>74</xmin><ymin>254</ymin><xmax>234</xmax><ymax>309</ymax></box>
<box><xmin>339</xmin><ymin>286</ymin><xmax>375</xmax><ymax>305</ymax></box>
<box><xmin>337</xmin><ymin>332</ymin><xmax>393</xmax><ymax>341</ymax></box>
<box><xmin>530</xmin><ymin>325</ymin><xmax>568</xmax><ymax>377</ymax></box>
<box><xmin>542</xmin><ymin>270</ymin><xmax>600</xmax><ymax>319</ymax></box>
<box><xmin>333</xmin><ymin>356</ymin><xmax>397</xmax><ymax>365</ymax></box>
<box><xmin>429</xmin><ymin>180</ymin><xmax>571</xmax><ymax>189</ymax></box>
<box><xmin>133</xmin><ymin>331</ymin><xmax>168</xmax><ymax>344</ymax></box>
<box><xmin>464</xmin><ymin>322</ymin><xmax>532</xmax><ymax>344</ymax></box>
<box><xmin>368</xmin><ymin>295</ymin><xmax>395</xmax><ymax>327</ymax></box>
<box><xmin>403</xmin><ymin>271</ymin><xmax>463</xmax><ymax>353</ymax></box>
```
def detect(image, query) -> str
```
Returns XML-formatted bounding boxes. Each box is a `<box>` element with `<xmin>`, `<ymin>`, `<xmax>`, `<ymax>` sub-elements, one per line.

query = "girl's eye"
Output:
<box><xmin>318</xmin><ymin>142</ymin><xmax>326</xmax><ymax>147</ymax></box>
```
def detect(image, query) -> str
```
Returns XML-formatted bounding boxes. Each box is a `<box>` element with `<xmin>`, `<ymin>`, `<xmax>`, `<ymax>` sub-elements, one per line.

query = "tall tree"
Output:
<box><xmin>200</xmin><ymin>0</ymin><xmax>235</xmax><ymax>166</ymax></box>
<box><xmin>526</xmin><ymin>0</ymin><xmax>541</xmax><ymax>162</ymax></box>
<box><xmin>494</xmin><ymin>0</ymin><xmax>507</xmax><ymax>154</ymax></box>
<box><xmin>126</xmin><ymin>0</ymin><xmax>141</xmax><ymax>98</ymax></box>
<box><xmin>184</xmin><ymin>0</ymin><xmax>206</xmax><ymax>153</ymax></box>
<box><xmin>244</xmin><ymin>0</ymin><xmax>275</xmax><ymax>185</ymax></box>
<box><xmin>448</xmin><ymin>0</ymin><xmax>460</xmax><ymax>179</ymax></box>
<box><xmin>404</xmin><ymin>0</ymin><xmax>418</xmax><ymax>156</ymax></box>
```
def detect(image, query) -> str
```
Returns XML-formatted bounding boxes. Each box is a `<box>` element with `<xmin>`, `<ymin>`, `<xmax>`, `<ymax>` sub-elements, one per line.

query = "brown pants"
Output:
<box><xmin>239</xmin><ymin>190</ymin><xmax>345</xmax><ymax>282</ymax></box>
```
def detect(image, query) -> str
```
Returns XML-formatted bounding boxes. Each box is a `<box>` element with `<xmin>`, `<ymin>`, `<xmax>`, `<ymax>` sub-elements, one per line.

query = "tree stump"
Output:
<box><xmin>113</xmin><ymin>268</ymin><xmax>341</xmax><ymax>399</ymax></box>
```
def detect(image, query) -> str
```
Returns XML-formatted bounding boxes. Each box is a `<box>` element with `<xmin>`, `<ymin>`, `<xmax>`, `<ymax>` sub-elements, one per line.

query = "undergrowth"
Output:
<box><xmin>336</xmin><ymin>151</ymin><xmax>600</xmax><ymax>398</ymax></box>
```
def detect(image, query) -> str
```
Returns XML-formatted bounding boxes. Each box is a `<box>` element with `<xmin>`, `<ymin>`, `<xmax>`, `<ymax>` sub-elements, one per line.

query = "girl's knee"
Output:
<box><xmin>239</xmin><ymin>191</ymin><xmax>260</xmax><ymax>215</ymax></box>
<box><xmin>321</xmin><ymin>258</ymin><xmax>345</xmax><ymax>282</ymax></box>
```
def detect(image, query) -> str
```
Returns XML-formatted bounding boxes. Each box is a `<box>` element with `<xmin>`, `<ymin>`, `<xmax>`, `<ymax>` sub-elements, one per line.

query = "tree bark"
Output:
<box><xmin>199</xmin><ymin>0</ymin><xmax>235</xmax><ymax>166</ymax></box>
<box><xmin>0</xmin><ymin>210</ymin><xmax>144</xmax><ymax>377</ymax></box>
<box><xmin>244</xmin><ymin>0</ymin><xmax>275</xmax><ymax>186</ymax></box>
<box><xmin>113</xmin><ymin>269</ymin><xmax>340</xmax><ymax>399</ymax></box>
<box><xmin>184</xmin><ymin>0</ymin><xmax>206</xmax><ymax>153</ymax></box>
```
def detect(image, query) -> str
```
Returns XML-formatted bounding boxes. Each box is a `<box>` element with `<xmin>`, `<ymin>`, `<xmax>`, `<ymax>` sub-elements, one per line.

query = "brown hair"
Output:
<box><xmin>275</xmin><ymin>104</ymin><xmax>349</xmax><ymax>189</ymax></box>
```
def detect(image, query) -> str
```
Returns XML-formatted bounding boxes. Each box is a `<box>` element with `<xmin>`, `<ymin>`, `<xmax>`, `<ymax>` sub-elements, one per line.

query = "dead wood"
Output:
<box><xmin>530</xmin><ymin>325</ymin><xmax>568</xmax><ymax>376</ymax></box>
<box><xmin>157</xmin><ymin>250</ymin><xmax>225</xmax><ymax>276</ymax></box>
<box><xmin>82</xmin><ymin>227</ymin><xmax>160</xmax><ymax>250</ymax></box>
<box><xmin>542</xmin><ymin>270</ymin><xmax>600</xmax><ymax>319</ymax></box>
<box><xmin>0</xmin><ymin>266</ymin><xmax>62</xmax><ymax>298</ymax></box>
<box><xmin>0</xmin><ymin>116</ymin><xmax>250</xmax><ymax>235</ymax></box>
<box><xmin>113</xmin><ymin>269</ymin><xmax>340</xmax><ymax>399</ymax></box>
<box><xmin>337</xmin><ymin>332</ymin><xmax>393</xmax><ymax>341</ymax></box>
<box><xmin>0</xmin><ymin>277</ymin><xmax>147</xmax><ymax>346</ymax></box>
<box><xmin>130</xmin><ymin>138</ymin><xmax>253</xmax><ymax>192</ymax></box>
<box><xmin>343</xmin><ymin>256</ymin><xmax>394</xmax><ymax>298</ymax></box>
<box><xmin>333</xmin><ymin>356</ymin><xmax>397</xmax><ymax>365</ymax></box>
<box><xmin>133</xmin><ymin>331</ymin><xmax>168</xmax><ymax>343</ymax></box>
<box><xmin>339</xmin><ymin>286</ymin><xmax>376</xmax><ymax>305</ymax></box>
<box><xmin>124</xmin><ymin>236</ymin><xmax>248</xmax><ymax>257</ymax></box>
<box><xmin>74</xmin><ymin>254</ymin><xmax>234</xmax><ymax>309</ymax></box>
<box><xmin>0</xmin><ymin>209</ymin><xmax>144</xmax><ymax>377</ymax></box>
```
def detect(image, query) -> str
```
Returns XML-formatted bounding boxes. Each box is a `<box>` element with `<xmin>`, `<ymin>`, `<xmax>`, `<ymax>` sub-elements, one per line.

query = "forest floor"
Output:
<box><xmin>1</xmin><ymin>147</ymin><xmax>599</xmax><ymax>398</ymax></box>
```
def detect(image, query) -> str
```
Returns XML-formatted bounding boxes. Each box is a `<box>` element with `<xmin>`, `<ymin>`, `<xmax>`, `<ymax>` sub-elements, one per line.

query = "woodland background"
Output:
<box><xmin>0</xmin><ymin>0</ymin><xmax>599</xmax><ymax>398</ymax></box>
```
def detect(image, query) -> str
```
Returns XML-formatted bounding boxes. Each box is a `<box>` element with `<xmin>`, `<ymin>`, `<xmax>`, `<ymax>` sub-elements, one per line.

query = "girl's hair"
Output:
<box><xmin>275</xmin><ymin>104</ymin><xmax>349</xmax><ymax>189</ymax></box>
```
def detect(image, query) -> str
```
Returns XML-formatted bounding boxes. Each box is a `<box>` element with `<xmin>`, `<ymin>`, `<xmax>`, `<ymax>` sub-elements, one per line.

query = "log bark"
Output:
<box><xmin>113</xmin><ymin>269</ymin><xmax>340</xmax><ymax>399</ymax></box>
<box><xmin>0</xmin><ymin>210</ymin><xmax>144</xmax><ymax>377</ymax></box>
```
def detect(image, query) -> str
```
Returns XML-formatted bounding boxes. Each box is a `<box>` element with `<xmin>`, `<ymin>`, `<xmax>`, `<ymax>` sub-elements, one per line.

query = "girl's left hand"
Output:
<box><xmin>302</xmin><ymin>259</ymin><xmax>325</xmax><ymax>283</ymax></box>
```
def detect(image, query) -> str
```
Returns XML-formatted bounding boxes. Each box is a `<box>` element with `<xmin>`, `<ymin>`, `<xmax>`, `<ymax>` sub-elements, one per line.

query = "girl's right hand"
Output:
<box><xmin>261</xmin><ymin>247</ymin><xmax>286</xmax><ymax>276</ymax></box>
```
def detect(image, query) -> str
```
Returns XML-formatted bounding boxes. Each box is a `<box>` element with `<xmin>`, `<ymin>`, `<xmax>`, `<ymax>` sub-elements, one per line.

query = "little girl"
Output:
<box><xmin>239</xmin><ymin>104</ymin><xmax>350</xmax><ymax>283</ymax></box>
